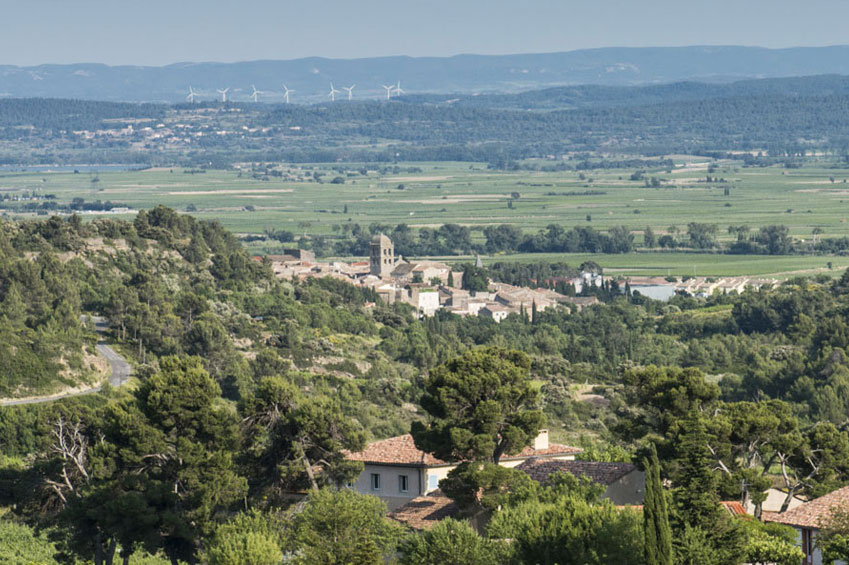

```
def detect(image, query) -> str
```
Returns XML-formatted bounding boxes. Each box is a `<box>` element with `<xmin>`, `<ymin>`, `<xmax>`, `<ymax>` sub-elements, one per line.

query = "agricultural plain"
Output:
<box><xmin>4</xmin><ymin>156</ymin><xmax>849</xmax><ymax>277</ymax></box>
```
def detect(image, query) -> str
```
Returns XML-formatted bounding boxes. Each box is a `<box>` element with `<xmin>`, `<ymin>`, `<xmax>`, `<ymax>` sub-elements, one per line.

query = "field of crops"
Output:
<box><xmin>4</xmin><ymin>157</ymin><xmax>849</xmax><ymax>277</ymax></box>
<box><xmin>470</xmin><ymin>252</ymin><xmax>849</xmax><ymax>278</ymax></box>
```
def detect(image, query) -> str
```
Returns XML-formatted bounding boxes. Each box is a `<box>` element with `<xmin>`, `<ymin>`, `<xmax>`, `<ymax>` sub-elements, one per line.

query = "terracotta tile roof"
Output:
<box><xmin>720</xmin><ymin>501</ymin><xmax>747</xmax><ymax>516</ymax></box>
<box><xmin>391</xmin><ymin>264</ymin><xmax>416</xmax><ymax>277</ymax></box>
<box><xmin>516</xmin><ymin>459</ymin><xmax>636</xmax><ymax>486</ymax></box>
<box><xmin>388</xmin><ymin>493</ymin><xmax>459</xmax><ymax>530</ymax></box>
<box><xmin>765</xmin><ymin>485</ymin><xmax>849</xmax><ymax>529</ymax></box>
<box><xmin>345</xmin><ymin>434</ymin><xmax>581</xmax><ymax>467</ymax></box>
<box><xmin>345</xmin><ymin>435</ymin><xmax>447</xmax><ymax>467</ymax></box>
<box><xmin>615</xmin><ymin>502</ymin><xmax>747</xmax><ymax>516</ymax></box>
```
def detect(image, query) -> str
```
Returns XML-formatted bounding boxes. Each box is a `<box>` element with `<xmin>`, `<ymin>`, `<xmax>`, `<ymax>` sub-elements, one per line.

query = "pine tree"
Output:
<box><xmin>447</xmin><ymin>271</ymin><xmax>454</xmax><ymax>287</ymax></box>
<box><xmin>644</xmin><ymin>443</ymin><xmax>672</xmax><ymax>565</ymax></box>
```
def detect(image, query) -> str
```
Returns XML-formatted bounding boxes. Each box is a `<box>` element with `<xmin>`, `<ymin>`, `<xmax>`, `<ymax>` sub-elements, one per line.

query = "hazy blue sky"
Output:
<box><xmin>4</xmin><ymin>0</ymin><xmax>849</xmax><ymax>66</ymax></box>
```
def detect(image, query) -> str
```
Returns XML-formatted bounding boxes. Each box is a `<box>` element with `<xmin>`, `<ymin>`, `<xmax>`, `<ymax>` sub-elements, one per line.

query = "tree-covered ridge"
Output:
<box><xmin>7</xmin><ymin>74</ymin><xmax>849</xmax><ymax>165</ymax></box>
<box><xmin>3</xmin><ymin>209</ymin><xmax>849</xmax><ymax>563</ymax></box>
<box><xmin>0</xmin><ymin>98</ymin><xmax>166</xmax><ymax>129</ymax></box>
<box><xmin>405</xmin><ymin>74</ymin><xmax>849</xmax><ymax>110</ymax></box>
<box><xmin>11</xmin><ymin>208</ymin><xmax>849</xmax><ymax>429</ymax></box>
<box><xmin>0</xmin><ymin>207</ymin><xmax>264</xmax><ymax>398</ymax></box>
<box><xmin>0</xmin><ymin>217</ymin><xmax>93</xmax><ymax>396</ymax></box>
<box><xmin>0</xmin><ymin>209</ymin><xmax>423</xmax><ymax>436</ymax></box>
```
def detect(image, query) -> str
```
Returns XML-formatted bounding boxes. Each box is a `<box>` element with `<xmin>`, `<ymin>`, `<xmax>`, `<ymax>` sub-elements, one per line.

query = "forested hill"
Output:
<box><xmin>8</xmin><ymin>211</ymin><xmax>849</xmax><ymax>562</ymax></box>
<box><xmin>402</xmin><ymin>74</ymin><xmax>849</xmax><ymax>110</ymax></box>
<box><xmin>7</xmin><ymin>75</ymin><xmax>849</xmax><ymax>163</ymax></box>
<box><xmin>0</xmin><ymin>98</ymin><xmax>166</xmax><ymax>129</ymax></box>
<box><xmin>4</xmin><ymin>45</ymin><xmax>849</xmax><ymax>102</ymax></box>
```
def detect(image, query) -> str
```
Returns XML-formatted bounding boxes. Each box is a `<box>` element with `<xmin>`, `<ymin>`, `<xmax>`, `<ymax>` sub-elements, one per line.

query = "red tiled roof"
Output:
<box><xmin>720</xmin><ymin>501</ymin><xmax>747</xmax><ymax>516</ymax></box>
<box><xmin>345</xmin><ymin>434</ymin><xmax>581</xmax><ymax>467</ymax></box>
<box><xmin>765</xmin><ymin>485</ymin><xmax>849</xmax><ymax>529</ymax></box>
<box><xmin>346</xmin><ymin>435</ymin><xmax>447</xmax><ymax>467</ymax></box>
<box><xmin>516</xmin><ymin>459</ymin><xmax>637</xmax><ymax>486</ymax></box>
<box><xmin>614</xmin><ymin>502</ymin><xmax>746</xmax><ymax>516</ymax></box>
<box><xmin>388</xmin><ymin>493</ymin><xmax>459</xmax><ymax>530</ymax></box>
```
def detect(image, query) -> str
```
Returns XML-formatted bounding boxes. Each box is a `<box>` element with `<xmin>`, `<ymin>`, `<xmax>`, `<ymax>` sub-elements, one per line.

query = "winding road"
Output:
<box><xmin>0</xmin><ymin>316</ymin><xmax>131</xmax><ymax>407</ymax></box>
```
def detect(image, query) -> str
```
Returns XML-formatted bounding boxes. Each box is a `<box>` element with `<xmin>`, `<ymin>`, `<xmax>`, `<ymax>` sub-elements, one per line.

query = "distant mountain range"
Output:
<box><xmin>4</xmin><ymin>45</ymin><xmax>849</xmax><ymax>103</ymax></box>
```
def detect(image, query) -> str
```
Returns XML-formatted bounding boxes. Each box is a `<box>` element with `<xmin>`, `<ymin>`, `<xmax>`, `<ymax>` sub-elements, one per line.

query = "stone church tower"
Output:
<box><xmin>370</xmin><ymin>234</ymin><xmax>394</xmax><ymax>277</ymax></box>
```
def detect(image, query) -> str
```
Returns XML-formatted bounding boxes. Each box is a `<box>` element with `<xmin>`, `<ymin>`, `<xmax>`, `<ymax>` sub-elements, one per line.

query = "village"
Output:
<box><xmin>260</xmin><ymin>233</ymin><xmax>780</xmax><ymax>320</ymax></box>
<box><xmin>262</xmin><ymin>233</ymin><xmax>600</xmax><ymax>321</ymax></box>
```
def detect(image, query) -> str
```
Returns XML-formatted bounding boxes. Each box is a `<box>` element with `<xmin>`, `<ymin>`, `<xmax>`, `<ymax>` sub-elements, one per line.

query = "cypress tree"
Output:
<box><xmin>675</xmin><ymin>417</ymin><xmax>720</xmax><ymax>529</ymax></box>
<box><xmin>644</xmin><ymin>443</ymin><xmax>672</xmax><ymax>565</ymax></box>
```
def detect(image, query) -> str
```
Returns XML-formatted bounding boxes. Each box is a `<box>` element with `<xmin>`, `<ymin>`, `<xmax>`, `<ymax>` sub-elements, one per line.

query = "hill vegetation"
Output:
<box><xmin>5</xmin><ymin>74</ymin><xmax>849</xmax><ymax>166</ymax></box>
<box><xmin>1</xmin><ymin>210</ymin><xmax>849</xmax><ymax>561</ymax></box>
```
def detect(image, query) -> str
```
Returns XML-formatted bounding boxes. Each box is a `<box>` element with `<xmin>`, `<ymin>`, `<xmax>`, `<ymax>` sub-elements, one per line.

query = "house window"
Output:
<box><xmin>370</xmin><ymin>473</ymin><xmax>380</xmax><ymax>491</ymax></box>
<box><xmin>428</xmin><ymin>474</ymin><xmax>439</xmax><ymax>490</ymax></box>
<box><xmin>399</xmin><ymin>475</ymin><xmax>409</xmax><ymax>493</ymax></box>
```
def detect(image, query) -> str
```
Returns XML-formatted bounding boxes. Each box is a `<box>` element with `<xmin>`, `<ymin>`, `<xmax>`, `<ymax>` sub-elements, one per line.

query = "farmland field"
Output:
<box><xmin>459</xmin><ymin>252</ymin><xmax>849</xmax><ymax>278</ymax></box>
<box><xmin>4</xmin><ymin>156</ymin><xmax>849</xmax><ymax>277</ymax></box>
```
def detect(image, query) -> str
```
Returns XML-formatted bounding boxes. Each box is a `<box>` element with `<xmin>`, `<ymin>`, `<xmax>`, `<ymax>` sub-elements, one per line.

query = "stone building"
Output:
<box><xmin>370</xmin><ymin>234</ymin><xmax>394</xmax><ymax>278</ymax></box>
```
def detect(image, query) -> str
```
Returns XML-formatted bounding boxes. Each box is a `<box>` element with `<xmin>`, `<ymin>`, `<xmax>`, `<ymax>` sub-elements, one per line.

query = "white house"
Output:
<box><xmin>346</xmin><ymin>431</ymin><xmax>581</xmax><ymax>511</ymax></box>
<box><xmin>405</xmin><ymin>287</ymin><xmax>440</xmax><ymax>317</ymax></box>
<box><xmin>765</xmin><ymin>485</ymin><xmax>849</xmax><ymax>565</ymax></box>
<box><xmin>480</xmin><ymin>304</ymin><xmax>513</xmax><ymax>323</ymax></box>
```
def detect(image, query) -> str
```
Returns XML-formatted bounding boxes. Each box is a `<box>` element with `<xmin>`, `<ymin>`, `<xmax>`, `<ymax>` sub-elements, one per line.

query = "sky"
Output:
<box><xmin>3</xmin><ymin>0</ymin><xmax>849</xmax><ymax>66</ymax></box>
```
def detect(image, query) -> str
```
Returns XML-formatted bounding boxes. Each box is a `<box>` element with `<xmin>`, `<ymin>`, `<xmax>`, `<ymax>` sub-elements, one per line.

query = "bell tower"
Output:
<box><xmin>370</xmin><ymin>234</ymin><xmax>394</xmax><ymax>277</ymax></box>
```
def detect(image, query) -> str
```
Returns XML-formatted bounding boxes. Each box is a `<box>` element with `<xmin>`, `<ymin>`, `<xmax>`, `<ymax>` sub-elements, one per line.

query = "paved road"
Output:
<box><xmin>1</xmin><ymin>316</ymin><xmax>131</xmax><ymax>407</ymax></box>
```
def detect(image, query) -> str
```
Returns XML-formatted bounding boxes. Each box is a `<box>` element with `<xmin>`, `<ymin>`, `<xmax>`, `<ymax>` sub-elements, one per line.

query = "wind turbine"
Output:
<box><xmin>328</xmin><ymin>82</ymin><xmax>340</xmax><ymax>102</ymax></box>
<box><xmin>282</xmin><ymin>83</ymin><xmax>294</xmax><ymax>104</ymax></box>
<box><xmin>216</xmin><ymin>87</ymin><xmax>230</xmax><ymax>102</ymax></box>
<box><xmin>250</xmin><ymin>85</ymin><xmax>262</xmax><ymax>102</ymax></box>
<box><xmin>394</xmin><ymin>80</ymin><xmax>405</xmax><ymax>96</ymax></box>
<box><xmin>186</xmin><ymin>86</ymin><xmax>199</xmax><ymax>103</ymax></box>
<box><xmin>381</xmin><ymin>84</ymin><xmax>394</xmax><ymax>100</ymax></box>
<box><xmin>343</xmin><ymin>84</ymin><xmax>355</xmax><ymax>101</ymax></box>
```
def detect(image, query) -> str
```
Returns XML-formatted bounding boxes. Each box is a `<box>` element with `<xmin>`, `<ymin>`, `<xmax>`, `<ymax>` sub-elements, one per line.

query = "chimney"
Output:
<box><xmin>534</xmin><ymin>429</ymin><xmax>549</xmax><ymax>451</ymax></box>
